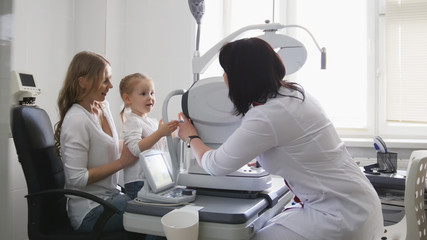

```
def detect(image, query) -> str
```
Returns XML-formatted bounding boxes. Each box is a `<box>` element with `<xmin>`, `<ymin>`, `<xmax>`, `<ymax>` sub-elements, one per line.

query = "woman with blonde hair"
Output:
<box><xmin>54</xmin><ymin>51</ymin><xmax>138</xmax><ymax>232</ymax></box>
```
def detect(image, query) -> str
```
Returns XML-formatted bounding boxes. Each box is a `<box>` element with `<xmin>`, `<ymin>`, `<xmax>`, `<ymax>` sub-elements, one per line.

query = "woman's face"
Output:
<box><xmin>94</xmin><ymin>65</ymin><xmax>113</xmax><ymax>102</ymax></box>
<box><xmin>223</xmin><ymin>72</ymin><xmax>229</xmax><ymax>88</ymax></box>
<box><xmin>82</xmin><ymin>65</ymin><xmax>113</xmax><ymax>103</ymax></box>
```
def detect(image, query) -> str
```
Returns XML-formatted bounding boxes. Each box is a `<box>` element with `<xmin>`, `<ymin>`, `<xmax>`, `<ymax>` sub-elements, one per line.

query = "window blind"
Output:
<box><xmin>385</xmin><ymin>0</ymin><xmax>427</xmax><ymax>123</ymax></box>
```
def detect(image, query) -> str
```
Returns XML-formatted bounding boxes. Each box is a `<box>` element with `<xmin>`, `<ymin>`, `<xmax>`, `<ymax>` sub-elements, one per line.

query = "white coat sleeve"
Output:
<box><xmin>201</xmin><ymin>109</ymin><xmax>277</xmax><ymax>176</ymax></box>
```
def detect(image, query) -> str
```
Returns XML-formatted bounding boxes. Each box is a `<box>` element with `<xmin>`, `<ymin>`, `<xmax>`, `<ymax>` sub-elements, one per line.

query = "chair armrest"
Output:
<box><xmin>26</xmin><ymin>189</ymin><xmax>124</xmax><ymax>240</ymax></box>
<box><xmin>26</xmin><ymin>188</ymin><xmax>121</xmax><ymax>214</ymax></box>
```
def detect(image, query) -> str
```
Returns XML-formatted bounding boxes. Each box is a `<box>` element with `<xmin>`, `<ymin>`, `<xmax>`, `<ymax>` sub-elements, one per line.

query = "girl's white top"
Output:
<box><xmin>122</xmin><ymin>112</ymin><xmax>168</xmax><ymax>184</ymax></box>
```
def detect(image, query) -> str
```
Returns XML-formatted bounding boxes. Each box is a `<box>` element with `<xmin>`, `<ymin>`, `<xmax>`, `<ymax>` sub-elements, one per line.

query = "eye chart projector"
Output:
<box><xmin>162</xmin><ymin>17</ymin><xmax>326</xmax><ymax>194</ymax></box>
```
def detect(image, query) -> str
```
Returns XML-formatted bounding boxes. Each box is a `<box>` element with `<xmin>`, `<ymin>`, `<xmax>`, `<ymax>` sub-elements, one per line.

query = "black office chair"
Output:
<box><xmin>10</xmin><ymin>106</ymin><xmax>145</xmax><ymax>240</ymax></box>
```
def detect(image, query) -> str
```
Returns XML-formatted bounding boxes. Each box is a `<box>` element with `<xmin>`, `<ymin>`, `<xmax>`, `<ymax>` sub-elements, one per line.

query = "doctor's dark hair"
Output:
<box><xmin>219</xmin><ymin>37</ymin><xmax>305</xmax><ymax>116</ymax></box>
<box><xmin>54</xmin><ymin>51</ymin><xmax>110</xmax><ymax>156</ymax></box>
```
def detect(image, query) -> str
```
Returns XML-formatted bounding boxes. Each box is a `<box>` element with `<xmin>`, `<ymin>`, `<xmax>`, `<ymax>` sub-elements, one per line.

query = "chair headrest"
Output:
<box><xmin>11</xmin><ymin>106</ymin><xmax>55</xmax><ymax>152</ymax></box>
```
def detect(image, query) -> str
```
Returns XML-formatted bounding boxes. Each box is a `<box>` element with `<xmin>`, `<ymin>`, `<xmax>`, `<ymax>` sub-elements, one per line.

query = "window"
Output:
<box><xmin>379</xmin><ymin>0</ymin><xmax>427</xmax><ymax>139</ymax></box>
<box><xmin>200</xmin><ymin>0</ymin><xmax>427</xmax><ymax>143</ymax></box>
<box><xmin>290</xmin><ymin>0</ymin><xmax>372</xmax><ymax>134</ymax></box>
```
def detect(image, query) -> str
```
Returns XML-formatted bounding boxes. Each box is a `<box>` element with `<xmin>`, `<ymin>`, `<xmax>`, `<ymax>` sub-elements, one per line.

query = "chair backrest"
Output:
<box><xmin>405</xmin><ymin>150</ymin><xmax>427</xmax><ymax>240</ymax></box>
<box><xmin>10</xmin><ymin>106</ymin><xmax>71</xmax><ymax>236</ymax></box>
<box><xmin>10</xmin><ymin>106</ymin><xmax>65</xmax><ymax>193</ymax></box>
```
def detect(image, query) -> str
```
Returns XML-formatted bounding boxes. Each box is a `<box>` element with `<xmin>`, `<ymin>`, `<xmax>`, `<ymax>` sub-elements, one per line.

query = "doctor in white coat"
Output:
<box><xmin>178</xmin><ymin>38</ymin><xmax>384</xmax><ymax>240</ymax></box>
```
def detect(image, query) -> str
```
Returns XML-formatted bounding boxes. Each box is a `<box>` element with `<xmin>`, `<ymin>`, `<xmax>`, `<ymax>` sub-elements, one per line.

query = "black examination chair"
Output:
<box><xmin>10</xmin><ymin>106</ymin><xmax>145</xmax><ymax>240</ymax></box>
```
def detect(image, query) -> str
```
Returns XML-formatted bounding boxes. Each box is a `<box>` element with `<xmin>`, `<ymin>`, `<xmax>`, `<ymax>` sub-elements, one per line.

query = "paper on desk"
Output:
<box><xmin>179</xmin><ymin>205</ymin><xmax>204</xmax><ymax>212</ymax></box>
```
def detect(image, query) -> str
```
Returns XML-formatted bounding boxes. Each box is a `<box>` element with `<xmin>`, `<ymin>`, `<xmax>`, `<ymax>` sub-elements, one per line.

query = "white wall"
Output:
<box><xmin>11</xmin><ymin>0</ymin><xmax>75</xmax><ymax>120</ymax></box>
<box><xmin>110</xmin><ymin>0</ymin><xmax>195</xmax><ymax>128</ymax></box>
<box><xmin>7</xmin><ymin>1</ymin><xmax>195</xmax><ymax>239</ymax></box>
<box><xmin>1</xmin><ymin>0</ymin><xmax>13</xmax><ymax>238</ymax></box>
<box><xmin>11</xmin><ymin>0</ymin><xmax>194</xmax><ymax>127</ymax></box>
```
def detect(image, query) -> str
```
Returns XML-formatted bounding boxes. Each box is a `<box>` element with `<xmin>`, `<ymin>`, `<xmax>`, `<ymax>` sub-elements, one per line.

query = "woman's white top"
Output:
<box><xmin>201</xmin><ymin>87</ymin><xmax>384</xmax><ymax>240</ymax></box>
<box><xmin>60</xmin><ymin>101</ymin><xmax>120</xmax><ymax>230</ymax></box>
<box><xmin>122</xmin><ymin>112</ymin><xmax>168</xmax><ymax>184</ymax></box>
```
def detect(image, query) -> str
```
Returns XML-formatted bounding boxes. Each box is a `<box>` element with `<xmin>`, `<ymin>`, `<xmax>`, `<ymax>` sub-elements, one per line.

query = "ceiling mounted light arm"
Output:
<box><xmin>192</xmin><ymin>23</ymin><xmax>326</xmax><ymax>82</ymax></box>
<box><xmin>192</xmin><ymin>23</ymin><xmax>284</xmax><ymax>76</ymax></box>
<box><xmin>188</xmin><ymin>0</ymin><xmax>205</xmax><ymax>51</ymax></box>
<box><xmin>281</xmin><ymin>24</ymin><xmax>327</xmax><ymax>70</ymax></box>
<box><xmin>188</xmin><ymin>0</ymin><xmax>205</xmax><ymax>82</ymax></box>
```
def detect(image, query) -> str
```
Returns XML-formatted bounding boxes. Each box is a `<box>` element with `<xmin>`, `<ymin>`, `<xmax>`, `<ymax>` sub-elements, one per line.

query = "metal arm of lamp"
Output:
<box><xmin>192</xmin><ymin>22</ymin><xmax>326</xmax><ymax>82</ymax></box>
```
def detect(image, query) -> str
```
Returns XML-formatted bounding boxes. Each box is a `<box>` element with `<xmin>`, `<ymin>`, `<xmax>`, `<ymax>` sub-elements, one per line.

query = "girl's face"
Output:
<box><xmin>126</xmin><ymin>78</ymin><xmax>155</xmax><ymax>117</ymax></box>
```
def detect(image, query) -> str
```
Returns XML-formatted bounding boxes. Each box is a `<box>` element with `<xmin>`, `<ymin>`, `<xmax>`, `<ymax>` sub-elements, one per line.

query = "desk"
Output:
<box><xmin>364</xmin><ymin>169</ymin><xmax>427</xmax><ymax>226</ymax></box>
<box><xmin>123</xmin><ymin>176</ymin><xmax>293</xmax><ymax>240</ymax></box>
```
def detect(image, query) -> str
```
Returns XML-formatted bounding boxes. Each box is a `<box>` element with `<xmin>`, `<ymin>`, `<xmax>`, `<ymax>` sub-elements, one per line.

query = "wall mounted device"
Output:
<box><xmin>10</xmin><ymin>71</ymin><xmax>41</xmax><ymax>106</ymax></box>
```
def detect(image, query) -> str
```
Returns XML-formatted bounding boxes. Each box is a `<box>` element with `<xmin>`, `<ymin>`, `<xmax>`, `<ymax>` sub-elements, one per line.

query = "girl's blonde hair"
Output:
<box><xmin>119</xmin><ymin>73</ymin><xmax>152</xmax><ymax>122</ymax></box>
<box><xmin>54</xmin><ymin>51</ymin><xmax>110</xmax><ymax>156</ymax></box>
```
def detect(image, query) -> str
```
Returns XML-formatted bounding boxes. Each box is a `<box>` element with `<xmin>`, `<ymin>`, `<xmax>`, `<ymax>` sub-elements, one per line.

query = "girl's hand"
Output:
<box><xmin>158</xmin><ymin>119</ymin><xmax>180</xmax><ymax>137</ymax></box>
<box><xmin>178</xmin><ymin>112</ymin><xmax>198</xmax><ymax>140</ymax></box>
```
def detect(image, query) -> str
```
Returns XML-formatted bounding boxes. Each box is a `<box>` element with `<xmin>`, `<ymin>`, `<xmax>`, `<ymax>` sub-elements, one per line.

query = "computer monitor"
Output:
<box><xmin>18</xmin><ymin>73</ymin><xmax>36</xmax><ymax>87</ymax></box>
<box><xmin>139</xmin><ymin>150</ymin><xmax>175</xmax><ymax>193</ymax></box>
<box><xmin>10</xmin><ymin>71</ymin><xmax>41</xmax><ymax>105</ymax></box>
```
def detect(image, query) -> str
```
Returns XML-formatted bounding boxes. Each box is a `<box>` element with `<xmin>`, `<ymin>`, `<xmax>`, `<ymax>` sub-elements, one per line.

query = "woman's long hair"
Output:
<box><xmin>54</xmin><ymin>51</ymin><xmax>110</xmax><ymax>156</ymax></box>
<box><xmin>219</xmin><ymin>38</ymin><xmax>304</xmax><ymax>116</ymax></box>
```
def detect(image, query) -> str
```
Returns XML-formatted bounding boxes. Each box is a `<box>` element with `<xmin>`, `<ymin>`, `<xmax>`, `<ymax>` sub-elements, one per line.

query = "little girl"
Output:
<box><xmin>119</xmin><ymin>73</ymin><xmax>179</xmax><ymax>199</ymax></box>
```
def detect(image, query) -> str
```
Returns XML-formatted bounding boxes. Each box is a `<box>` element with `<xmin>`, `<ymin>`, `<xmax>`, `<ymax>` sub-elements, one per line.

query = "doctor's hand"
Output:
<box><xmin>178</xmin><ymin>112</ymin><xmax>198</xmax><ymax>141</ymax></box>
